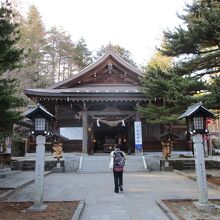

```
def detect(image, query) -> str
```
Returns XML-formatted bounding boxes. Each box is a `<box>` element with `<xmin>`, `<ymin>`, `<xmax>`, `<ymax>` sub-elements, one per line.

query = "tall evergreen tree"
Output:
<box><xmin>139</xmin><ymin>0</ymin><xmax>219</xmax><ymax>127</ymax></box>
<box><xmin>45</xmin><ymin>26</ymin><xmax>76</xmax><ymax>83</ymax></box>
<box><xmin>17</xmin><ymin>4</ymin><xmax>48</xmax><ymax>88</ymax></box>
<box><xmin>139</xmin><ymin>64</ymin><xmax>205</xmax><ymax>125</ymax></box>
<box><xmin>0</xmin><ymin>0</ymin><xmax>24</xmax><ymax>139</ymax></box>
<box><xmin>160</xmin><ymin>0</ymin><xmax>220</xmax><ymax>78</ymax></box>
<box><xmin>204</xmin><ymin>75</ymin><xmax>220</xmax><ymax>108</ymax></box>
<box><xmin>73</xmin><ymin>37</ymin><xmax>93</xmax><ymax>70</ymax></box>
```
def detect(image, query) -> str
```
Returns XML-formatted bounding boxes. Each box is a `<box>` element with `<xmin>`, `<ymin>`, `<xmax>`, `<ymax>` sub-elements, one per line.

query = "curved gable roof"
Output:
<box><xmin>49</xmin><ymin>46</ymin><xmax>143</xmax><ymax>89</ymax></box>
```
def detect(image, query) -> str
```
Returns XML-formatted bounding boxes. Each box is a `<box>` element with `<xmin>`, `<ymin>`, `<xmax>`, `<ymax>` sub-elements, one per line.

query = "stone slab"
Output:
<box><xmin>161</xmin><ymin>166</ymin><xmax>173</xmax><ymax>172</ymax></box>
<box><xmin>52</xmin><ymin>167</ymin><xmax>64</xmax><ymax>173</ymax></box>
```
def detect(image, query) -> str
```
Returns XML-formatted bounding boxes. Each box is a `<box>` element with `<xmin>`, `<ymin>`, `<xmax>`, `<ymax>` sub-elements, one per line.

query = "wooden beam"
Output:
<box><xmin>88</xmin><ymin>111</ymin><xmax>135</xmax><ymax>116</ymax></box>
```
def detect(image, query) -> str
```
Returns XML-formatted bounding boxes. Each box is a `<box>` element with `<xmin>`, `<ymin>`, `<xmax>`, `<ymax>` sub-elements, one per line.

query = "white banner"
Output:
<box><xmin>134</xmin><ymin>121</ymin><xmax>142</xmax><ymax>150</ymax></box>
<box><xmin>60</xmin><ymin>127</ymin><xmax>83</xmax><ymax>140</ymax></box>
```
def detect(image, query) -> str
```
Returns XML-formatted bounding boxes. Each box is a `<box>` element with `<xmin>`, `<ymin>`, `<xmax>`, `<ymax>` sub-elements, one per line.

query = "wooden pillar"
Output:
<box><xmin>25</xmin><ymin>136</ymin><xmax>31</xmax><ymax>155</ymax></box>
<box><xmin>54</xmin><ymin>101</ymin><xmax>59</xmax><ymax>131</ymax></box>
<box><xmin>87</xmin><ymin>119</ymin><xmax>93</xmax><ymax>154</ymax></box>
<box><xmin>23</xmin><ymin>138</ymin><xmax>28</xmax><ymax>157</ymax></box>
<box><xmin>135</xmin><ymin>102</ymin><xmax>141</xmax><ymax>121</ymax></box>
<box><xmin>82</xmin><ymin>103</ymin><xmax>88</xmax><ymax>154</ymax></box>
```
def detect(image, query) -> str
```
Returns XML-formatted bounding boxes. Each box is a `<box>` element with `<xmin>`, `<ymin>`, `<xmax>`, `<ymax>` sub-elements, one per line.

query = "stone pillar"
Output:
<box><xmin>192</xmin><ymin>134</ymin><xmax>214</xmax><ymax>209</ymax></box>
<box><xmin>82</xmin><ymin>105</ymin><xmax>88</xmax><ymax>154</ymax></box>
<box><xmin>29</xmin><ymin>135</ymin><xmax>47</xmax><ymax>211</ymax></box>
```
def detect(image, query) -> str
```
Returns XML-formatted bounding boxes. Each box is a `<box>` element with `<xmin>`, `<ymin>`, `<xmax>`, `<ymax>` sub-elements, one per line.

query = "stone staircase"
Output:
<box><xmin>78</xmin><ymin>155</ymin><xmax>148</xmax><ymax>173</ymax></box>
<box><xmin>124</xmin><ymin>156</ymin><xmax>147</xmax><ymax>172</ymax></box>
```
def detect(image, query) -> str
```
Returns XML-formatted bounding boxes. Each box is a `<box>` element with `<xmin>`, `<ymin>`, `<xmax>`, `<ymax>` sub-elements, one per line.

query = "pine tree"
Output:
<box><xmin>73</xmin><ymin>37</ymin><xmax>93</xmax><ymax>70</ymax></box>
<box><xmin>160</xmin><ymin>0</ymin><xmax>220</xmax><ymax>78</ymax></box>
<box><xmin>204</xmin><ymin>75</ymin><xmax>220</xmax><ymax>108</ymax></box>
<box><xmin>139</xmin><ymin>64</ymin><xmax>205</xmax><ymax>125</ymax></box>
<box><xmin>0</xmin><ymin>1</ymin><xmax>25</xmax><ymax>139</ymax></box>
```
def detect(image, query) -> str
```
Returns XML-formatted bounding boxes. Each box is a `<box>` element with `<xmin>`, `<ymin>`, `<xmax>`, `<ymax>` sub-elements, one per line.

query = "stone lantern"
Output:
<box><xmin>25</xmin><ymin>103</ymin><xmax>56</xmax><ymax>211</ymax></box>
<box><xmin>179</xmin><ymin>102</ymin><xmax>214</xmax><ymax>209</ymax></box>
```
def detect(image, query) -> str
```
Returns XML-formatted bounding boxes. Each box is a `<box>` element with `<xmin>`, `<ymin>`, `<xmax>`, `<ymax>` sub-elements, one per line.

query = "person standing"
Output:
<box><xmin>110</xmin><ymin>145</ymin><xmax>126</xmax><ymax>193</ymax></box>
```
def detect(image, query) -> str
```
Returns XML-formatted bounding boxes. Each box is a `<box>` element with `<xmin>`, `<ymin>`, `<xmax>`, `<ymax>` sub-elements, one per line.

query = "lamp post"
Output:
<box><xmin>25</xmin><ymin>104</ymin><xmax>56</xmax><ymax>211</ymax></box>
<box><xmin>179</xmin><ymin>102</ymin><xmax>214</xmax><ymax>209</ymax></box>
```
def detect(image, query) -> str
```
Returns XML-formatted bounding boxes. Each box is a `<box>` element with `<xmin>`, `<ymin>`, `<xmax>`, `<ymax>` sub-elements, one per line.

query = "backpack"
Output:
<box><xmin>113</xmin><ymin>151</ymin><xmax>125</xmax><ymax>171</ymax></box>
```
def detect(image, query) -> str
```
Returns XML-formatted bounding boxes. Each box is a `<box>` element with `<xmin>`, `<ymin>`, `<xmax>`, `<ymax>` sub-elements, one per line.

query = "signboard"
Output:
<box><xmin>134</xmin><ymin>121</ymin><xmax>142</xmax><ymax>150</ymax></box>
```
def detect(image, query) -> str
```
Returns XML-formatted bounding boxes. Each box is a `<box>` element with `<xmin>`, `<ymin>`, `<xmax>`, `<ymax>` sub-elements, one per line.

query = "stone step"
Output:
<box><xmin>78</xmin><ymin>169</ymin><xmax>147</xmax><ymax>174</ymax></box>
<box><xmin>80</xmin><ymin>155</ymin><xmax>146</xmax><ymax>173</ymax></box>
<box><xmin>77</xmin><ymin>170</ymin><xmax>111</xmax><ymax>174</ymax></box>
<box><xmin>81</xmin><ymin>164</ymin><xmax>143</xmax><ymax>167</ymax></box>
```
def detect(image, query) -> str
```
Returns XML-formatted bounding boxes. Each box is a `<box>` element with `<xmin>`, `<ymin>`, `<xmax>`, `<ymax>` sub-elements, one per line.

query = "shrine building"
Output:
<box><xmin>24</xmin><ymin>46</ymin><xmax>187</xmax><ymax>154</ymax></box>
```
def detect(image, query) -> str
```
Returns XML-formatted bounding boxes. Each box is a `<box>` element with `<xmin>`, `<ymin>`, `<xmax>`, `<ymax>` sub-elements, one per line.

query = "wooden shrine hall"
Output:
<box><xmin>24</xmin><ymin>46</ymin><xmax>187</xmax><ymax>154</ymax></box>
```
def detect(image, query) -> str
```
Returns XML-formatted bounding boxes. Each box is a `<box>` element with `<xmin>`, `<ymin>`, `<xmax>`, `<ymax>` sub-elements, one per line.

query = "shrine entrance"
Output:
<box><xmin>87</xmin><ymin>104</ymin><xmax>135</xmax><ymax>154</ymax></box>
<box><xmin>93</xmin><ymin>123</ymin><xmax>128</xmax><ymax>153</ymax></box>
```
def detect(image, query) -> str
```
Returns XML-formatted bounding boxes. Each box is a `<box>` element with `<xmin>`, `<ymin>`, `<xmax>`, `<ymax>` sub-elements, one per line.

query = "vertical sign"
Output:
<box><xmin>134</xmin><ymin>121</ymin><xmax>142</xmax><ymax>150</ymax></box>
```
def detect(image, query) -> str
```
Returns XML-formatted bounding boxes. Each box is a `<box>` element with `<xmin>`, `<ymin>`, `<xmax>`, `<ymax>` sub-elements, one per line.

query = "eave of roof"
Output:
<box><xmin>24</xmin><ymin>86</ymin><xmax>147</xmax><ymax>102</ymax></box>
<box><xmin>25</xmin><ymin>84</ymin><xmax>141</xmax><ymax>95</ymax></box>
